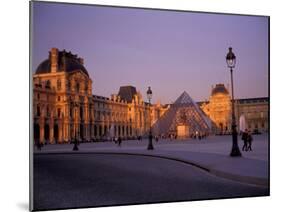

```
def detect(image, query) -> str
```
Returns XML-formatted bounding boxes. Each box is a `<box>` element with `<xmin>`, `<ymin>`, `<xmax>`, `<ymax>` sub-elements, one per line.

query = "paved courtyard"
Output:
<box><xmin>34</xmin><ymin>153</ymin><xmax>268</xmax><ymax>211</ymax></box>
<box><xmin>33</xmin><ymin>134</ymin><xmax>269</xmax><ymax>210</ymax></box>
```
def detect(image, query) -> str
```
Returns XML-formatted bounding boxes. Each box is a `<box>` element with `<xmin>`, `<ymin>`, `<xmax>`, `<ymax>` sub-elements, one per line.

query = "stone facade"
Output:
<box><xmin>33</xmin><ymin>48</ymin><xmax>167</xmax><ymax>144</ymax></box>
<box><xmin>235</xmin><ymin>98</ymin><xmax>269</xmax><ymax>133</ymax></box>
<box><xmin>33</xmin><ymin>48</ymin><xmax>269</xmax><ymax>144</ymax></box>
<box><xmin>199</xmin><ymin>84</ymin><xmax>269</xmax><ymax>134</ymax></box>
<box><xmin>33</xmin><ymin>48</ymin><xmax>93</xmax><ymax>143</ymax></box>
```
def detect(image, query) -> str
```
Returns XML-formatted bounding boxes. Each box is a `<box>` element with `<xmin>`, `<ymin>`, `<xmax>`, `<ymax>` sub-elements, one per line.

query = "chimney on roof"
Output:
<box><xmin>78</xmin><ymin>58</ymin><xmax>84</xmax><ymax>65</ymax></box>
<box><xmin>50</xmin><ymin>48</ymin><xmax>58</xmax><ymax>73</ymax></box>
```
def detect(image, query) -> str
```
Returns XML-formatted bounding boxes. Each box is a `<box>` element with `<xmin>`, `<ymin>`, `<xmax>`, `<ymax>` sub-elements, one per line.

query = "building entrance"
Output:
<box><xmin>177</xmin><ymin>125</ymin><xmax>189</xmax><ymax>139</ymax></box>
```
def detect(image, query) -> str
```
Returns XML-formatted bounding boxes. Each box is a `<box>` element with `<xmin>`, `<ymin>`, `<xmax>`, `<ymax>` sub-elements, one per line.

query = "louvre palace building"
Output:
<box><xmin>33</xmin><ymin>48</ymin><xmax>269</xmax><ymax>144</ymax></box>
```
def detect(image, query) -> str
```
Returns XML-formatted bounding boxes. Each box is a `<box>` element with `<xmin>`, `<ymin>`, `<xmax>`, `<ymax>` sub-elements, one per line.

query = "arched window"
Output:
<box><xmin>57</xmin><ymin>79</ymin><xmax>61</xmax><ymax>90</ymax></box>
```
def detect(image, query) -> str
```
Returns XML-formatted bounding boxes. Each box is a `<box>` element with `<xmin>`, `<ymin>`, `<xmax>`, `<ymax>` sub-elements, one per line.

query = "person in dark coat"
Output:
<box><xmin>247</xmin><ymin>131</ymin><xmax>253</xmax><ymax>151</ymax></box>
<box><xmin>242</xmin><ymin>129</ymin><xmax>248</xmax><ymax>151</ymax></box>
<box><xmin>118</xmin><ymin>136</ymin><xmax>122</xmax><ymax>147</ymax></box>
<box><xmin>36</xmin><ymin>140</ymin><xmax>41</xmax><ymax>151</ymax></box>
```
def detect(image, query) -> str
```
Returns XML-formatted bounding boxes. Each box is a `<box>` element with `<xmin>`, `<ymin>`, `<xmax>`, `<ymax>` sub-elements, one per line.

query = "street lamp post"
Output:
<box><xmin>73</xmin><ymin>131</ymin><xmax>79</xmax><ymax>151</ymax></box>
<box><xmin>72</xmin><ymin>102</ymin><xmax>79</xmax><ymax>151</ymax></box>
<box><xmin>226</xmin><ymin>47</ymin><xmax>242</xmax><ymax>157</ymax></box>
<box><xmin>147</xmin><ymin>86</ymin><xmax>154</xmax><ymax>150</ymax></box>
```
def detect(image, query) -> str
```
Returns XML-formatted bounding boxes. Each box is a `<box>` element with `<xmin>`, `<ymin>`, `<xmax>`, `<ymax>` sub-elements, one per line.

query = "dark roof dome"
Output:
<box><xmin>35</xmin><ymin>48</ymin><xmax>89</xmax><ymax>76</ymax></box>
<box><xmin>211</xmin><ymin>84</ymin><xmax>229</xmax><ymax>95</ymax></box>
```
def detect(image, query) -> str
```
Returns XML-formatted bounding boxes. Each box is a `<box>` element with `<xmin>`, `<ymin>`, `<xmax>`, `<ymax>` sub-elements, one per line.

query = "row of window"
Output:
<box><xmin>247</xmin><ymin>122</ymin><xmax>266</xmax><ymax>129</ymax></box>
<box><xmin>36</xmin><ymin>78</ymin><xmax>89</xmax><ymax>93</ymax></box>
<box><xmin>94</xmin><ymin>101</ymin><xmax>128</xmax><ymax>111</ymax></box>
<box><xmin>36</xmin><ymin>105</ymin><xmax>62</xmax><ymax>118</ymax></box>
<box><xmin>91</xmin><ymin>125</ymin><xmax>133</xmax><ymax>137</ymax></box>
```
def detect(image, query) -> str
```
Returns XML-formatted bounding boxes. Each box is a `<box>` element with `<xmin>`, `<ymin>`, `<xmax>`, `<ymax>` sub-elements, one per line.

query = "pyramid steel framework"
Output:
<box><xmin>152</xmin><ymin>91</ymin><xmax>213</xmax><ymax>137</ymax></box>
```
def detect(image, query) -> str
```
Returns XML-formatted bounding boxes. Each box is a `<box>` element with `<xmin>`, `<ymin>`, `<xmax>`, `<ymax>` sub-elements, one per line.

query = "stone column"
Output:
<box><xmin>58</xmin><ymin>122</ymin><xmax>63</xmax><ymax>143</ymax></box>
<box><xmin>39</xmin><ymin>120</ymin><xmax>45</xmax><ymax>144</ymax></box>
<box><xmin>64</xmin><ymin>122</ymin><xmax>69</xmax><ymax>143</ymax></box>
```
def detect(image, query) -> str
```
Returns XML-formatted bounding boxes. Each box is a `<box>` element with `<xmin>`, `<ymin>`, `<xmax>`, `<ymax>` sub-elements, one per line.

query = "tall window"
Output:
<box><xmin>80</xmin><ymin>107</ymin><xmax>83</xmax><ymax>120</ymax></box>
<box><xmin>57</xmin><ymin>79</ymin><xmax>61</xmax><ymax>90</ymax></box>
<box><xmin>57</xmin><ymin>108</ymin><xmax>61</xmax><ymax>118</ymax></box>
<box><xmin>70</xmin><ymin>107</ymin><xmax>73</xmax><ymax>118</ymax></box>
<box><xmin>37</xmin><ymin>105</ymin><xmax>40</xmax><ymax>117</ymax></box>
<box><xmin>67</xmin><ymin>81</ymin><xmax>71</xmax><ymax>91</ymax></box>
<box><xmin>76</xmin><ymin>81</ymin><xmax>80</xmax><ymax>92</ymax></box>
<box><xmin>46</xmin><ymin>106</ymin><xmax>50</xmax><ymax>117</ymax></box>
<box><xmin>85</xmin><ymin>83</ymin><xmax>88</xmax><ymax>93</ymax></box>
<box><xmin>45</xmin><ymin>80</ymin><xmax>51</xmax><ymax>89</ymax></box>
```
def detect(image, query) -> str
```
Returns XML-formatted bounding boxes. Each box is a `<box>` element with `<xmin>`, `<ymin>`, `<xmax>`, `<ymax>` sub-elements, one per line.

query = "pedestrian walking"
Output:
<box><xmin>195</xmin><ymin>131</ymin><xmax>199</xmax><ymax>139</ymax></box>
<box><xmin>36</xmin><ymin>140</ymin><xmax>41</xmax><ymax>151</ymax></box>
<box><xmin>247</xmin><ymin>131</ymin><xmax>253</xmax><ymax>151</ymax></box>
<box><xmin>242</xmin><ymin>129</ymin><xmax>248</xmax><ymax>151</ymax></box>
<box><xmin>118</xmin><ymin>136</ymin><xmax>122</xmax><ymax>147</ymax></box>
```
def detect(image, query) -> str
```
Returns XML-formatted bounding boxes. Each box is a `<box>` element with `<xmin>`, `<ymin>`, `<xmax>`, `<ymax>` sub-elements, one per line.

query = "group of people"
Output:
<box><xmin>113</xmin><ymin>136</ymin><xmax>123</xmax><ymax>146</ymax></box>
<box><xmin>190</xmin><ymin>131</ymin><xmax>208</xmax><ymax>140</ymax></box>
<box><xmin>241</xmin><ymin>129</ymin><xmax>253</xmax><ymax>151</ymax></box>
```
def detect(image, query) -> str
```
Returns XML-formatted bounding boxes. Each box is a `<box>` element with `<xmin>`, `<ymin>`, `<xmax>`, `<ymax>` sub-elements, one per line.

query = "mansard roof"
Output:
<box><xmin>118</xmin><ymin>86</ymin><xmax>137</xmax><ymax>103</ymax></box>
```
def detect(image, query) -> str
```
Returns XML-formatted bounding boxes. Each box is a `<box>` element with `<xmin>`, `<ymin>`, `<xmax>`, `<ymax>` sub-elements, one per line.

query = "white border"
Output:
<box><xmin>0</xmin><ymin>0</ymin><xmax>279</xmax><ymax>212</ymax></box>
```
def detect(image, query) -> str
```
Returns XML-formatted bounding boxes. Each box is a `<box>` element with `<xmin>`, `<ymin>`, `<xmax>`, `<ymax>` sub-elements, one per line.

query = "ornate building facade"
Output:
<box><xmin>33</xmin><ymin>48</ymin><xmax>166</xmax><ymax>144</ymax></box>
<box><xmin>235</xmin><ymin>97</ymin><xmax>269</xmax><ymax>133</ymax></box>
<box><xmin>33</xmin><ymin>48</ymin><xmax>94</xmax><ymax>144</ymax></box>
<box><xmin>33</xmin><ymin>48</ymin><xmax>268</xmax><ymax>144</ymax></box>
<box><xmin>199</xmin><ymin>84</ymin><xmax>269</xmax><ymax>134</ymax></box>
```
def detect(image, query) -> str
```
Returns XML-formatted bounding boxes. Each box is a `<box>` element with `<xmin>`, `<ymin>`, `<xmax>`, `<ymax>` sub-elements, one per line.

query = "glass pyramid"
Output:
<box><xmin>153</xmin><ymin>91</ymin><xmax>213</xmax><ymax>138</ymax></box>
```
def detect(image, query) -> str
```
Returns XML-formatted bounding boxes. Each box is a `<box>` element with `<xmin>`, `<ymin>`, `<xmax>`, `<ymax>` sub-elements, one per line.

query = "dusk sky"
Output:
<box><xmin>31</xmin><ymin>2</ymin><xmax>268</xmax><ymax>103</ymax></box>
